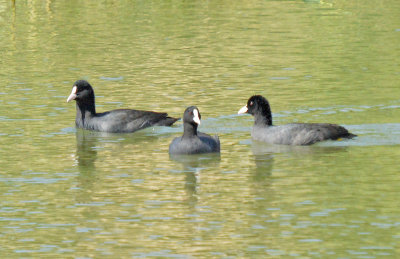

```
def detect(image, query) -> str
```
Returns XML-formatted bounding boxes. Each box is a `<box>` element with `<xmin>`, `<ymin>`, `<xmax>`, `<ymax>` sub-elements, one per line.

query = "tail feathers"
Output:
<box><xmin>156</xmin><ymin>116</ymin><xmax>180</xmax><ymax>126</ymax></box>
<box><xmin>344</xmin><ymin>132</ymin><xmax>357</xmax><ymax>139</ymax></box>
<box><xmin>333</xmin><ymin>125</ymin><xmax>357</xmax><ymax>140</ymax></box>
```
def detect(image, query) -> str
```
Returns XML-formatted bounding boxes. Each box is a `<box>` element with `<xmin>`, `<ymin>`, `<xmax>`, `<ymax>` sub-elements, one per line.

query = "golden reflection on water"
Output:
<box><xmin>1</xmin><ymin>0</ymin><xmax>400</xmax><ymax>257</ymax></box>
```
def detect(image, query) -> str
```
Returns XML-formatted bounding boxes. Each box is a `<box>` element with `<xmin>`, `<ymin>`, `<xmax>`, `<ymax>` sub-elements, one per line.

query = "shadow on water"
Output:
<box><xmin>170</xmin><ymin>153</ymin><xmax>221</xmax><ymax>207</ymax></box>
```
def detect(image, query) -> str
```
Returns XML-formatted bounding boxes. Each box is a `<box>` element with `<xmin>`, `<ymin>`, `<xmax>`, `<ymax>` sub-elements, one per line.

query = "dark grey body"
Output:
<box><xmin>169</xmin><ymin>132</ymin><xmax>220</xmax><ymax>155</ymax></box>
<box><xmin>252</xmin><ymin>123</ymin><xmax>356</xmax><ymax>145</ymax></box>
<box><xmin>75</xmin><ymin>107</ymin><xmax>178</xmax><ymax>133</ymax></box>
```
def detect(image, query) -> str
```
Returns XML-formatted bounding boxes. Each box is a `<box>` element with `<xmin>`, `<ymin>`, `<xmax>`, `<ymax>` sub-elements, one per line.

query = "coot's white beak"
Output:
<box><xmin>67</xmin><ymin>86</ymin><xmax>77</xmax><ymax>103</ymax></box>
<box><xmin>238</xmin><ymin>105</ymin><xmax>248</xmax><ymax>114</ymax></box>
<box><xmin>193</xmin><ymin>109</ymin><xmax>201</xmax><ymax>125</ymax></box>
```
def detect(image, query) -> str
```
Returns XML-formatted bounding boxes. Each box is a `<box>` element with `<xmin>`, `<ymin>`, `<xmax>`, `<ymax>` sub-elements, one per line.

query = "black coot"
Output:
<box><xmin>169</xmin><ymin>106</ymin><xmax>220</xmax><ymax>154</ymax></box>
<box><xmin>238</xmin><ymin>95</ymin><xmax>356</xmax><ymax>145</ymax></box>
<box><xmin>67</xmin><ymin>80</ymin><xmax>179</xmax><ymax>133</ymax></box>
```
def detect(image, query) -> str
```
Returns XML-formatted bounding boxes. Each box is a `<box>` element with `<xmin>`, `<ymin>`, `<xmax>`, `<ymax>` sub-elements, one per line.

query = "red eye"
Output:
<box><xmin>250</xmin><ymin>101</ymin><xmax>253</xmax><ymax>106</ymax></box>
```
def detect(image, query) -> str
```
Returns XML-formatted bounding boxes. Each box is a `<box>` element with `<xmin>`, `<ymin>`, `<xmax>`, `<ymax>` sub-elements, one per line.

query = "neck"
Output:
<box><xmin>75</xmin><ymin>100</ymin><xmax>96</xmax><ymax>127</ymax></box>
<box><xmin>182</xmin><ymin>122</ymin><xmax>198</xmax><ymax>138</ymax></box>
<box><xmin>254</xmin><ymin>113</ymin><xmax>272</xmax><ymax>126</ymax></box>
<box><xmin>254</xmin><ymin>104</ymin><xmax>272</xmax><ymax>126</ymax></box>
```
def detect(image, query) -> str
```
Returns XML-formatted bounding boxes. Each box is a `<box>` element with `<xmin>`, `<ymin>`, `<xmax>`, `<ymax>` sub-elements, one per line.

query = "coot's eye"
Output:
<box><xmin>189</xmin><ymin>111</ymin><xmax>193</xmax><ymax>115</ymax></box>
<box><xmin>250</xmin><ymin>101</ymin><xmax>253</xmax><ymax>106</ymax></box>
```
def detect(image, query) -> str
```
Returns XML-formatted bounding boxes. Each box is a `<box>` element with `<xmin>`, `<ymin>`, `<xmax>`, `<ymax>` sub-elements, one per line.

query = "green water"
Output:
<box><xmin>1</xmin><ymin>0</ymin><xmax>400</xmax><ymax>258</ymax></box>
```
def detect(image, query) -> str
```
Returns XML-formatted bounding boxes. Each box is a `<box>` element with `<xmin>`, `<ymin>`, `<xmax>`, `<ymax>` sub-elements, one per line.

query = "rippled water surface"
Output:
<box><xmin>1</xmin><ymin>0</ymin><xmax>400</xmax><ymax>258</ymax></box>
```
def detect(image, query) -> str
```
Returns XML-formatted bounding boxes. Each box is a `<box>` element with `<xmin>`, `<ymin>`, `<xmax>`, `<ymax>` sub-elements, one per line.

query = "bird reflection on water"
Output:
<box><xmin>170</xmin><ymin>153</ymin><xmax>221</xmax><ymax>208</ymax></box>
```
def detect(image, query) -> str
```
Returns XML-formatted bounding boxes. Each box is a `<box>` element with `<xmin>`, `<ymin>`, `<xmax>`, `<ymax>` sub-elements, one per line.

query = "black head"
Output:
<box><xmin>238</xmin><ymin>95</ymin><xmax>272</xmax><ymax>126</ymax></box>
<box><xmin>67</xmin><ymin>80</ymin><xmax>95</xmax><ymax>103</ymax></box>
<box><xmin>183</xmin><ymin>106</ymin><xmax>201</xmax><ymax>126</ymax></box>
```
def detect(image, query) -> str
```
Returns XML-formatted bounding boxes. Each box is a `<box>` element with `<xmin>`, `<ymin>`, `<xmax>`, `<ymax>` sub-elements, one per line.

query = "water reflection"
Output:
<box><xmin>2</xmin><ymin>0</ymin><xmax>400</xmax><ymax>256</ymax></box>
<box><xmin>10</xmin><ymin>0</ymin><xmax>16</xmax><ymax>47</ymax></box>
<box><xmin>249</xmin><ymin>140</ymin><xmax>349</xmax><ymax>205</ymax></box>
<box><xmin>75</xmin><ymin>129</ymin><xmax>98</xmax><ymax>172</ymax></box>
<box><xmin>170</xmin><ymin>154</ymin><xmax>221</xmax><ymax>208</ymax></box>
<box><xmin>74</xmin><ymin>130</ymin><xmax>99</xmax><ymax>204</ymax></box>
<box><xmin>252</xmin><ymin>152</ymin><xmax>274</xmax><ymax>181</ymax></box>
<box><xmin>251</xmin><ymin>140</ymin><xmax>349</xmax><ymax>157</ymax></box>
<box><xmin>74</xmin><ymin>128</ymin><xmax>165</xmax><ymax>167</ymax></box>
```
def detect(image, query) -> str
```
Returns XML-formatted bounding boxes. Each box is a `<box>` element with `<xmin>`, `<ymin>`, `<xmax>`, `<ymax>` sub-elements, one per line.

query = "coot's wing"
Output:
<box><xmin>96</xmin><ymin>109</ymin><xmax>178</xmax><ymax>133</ymax></box>
<box><xmin>318</xmin><ymin>123</ymin><xmax>355</xmax><ymax>138</ymax></box>
<box><xmin>212</xmin><ymin>134</ymin><xmax>221</xmax><ymax>152</ymax></box>
<box><xmin>198</xmin><ymin>132</ymin><xmax>220</xmax><ymax>152</ymax></box>
<box><xmin>126</xmin><ymin>109</ymin><xmax>178</xmax><ymax>129</ymax></box>
<box><xmin>287</xmin><ymin>123</ymin><xmax>355</xmax><ymax>145</ymax></box>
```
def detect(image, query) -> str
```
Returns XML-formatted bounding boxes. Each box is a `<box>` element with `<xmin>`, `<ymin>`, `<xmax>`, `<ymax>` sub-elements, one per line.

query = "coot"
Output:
<box><xmin>238</xmin><ymin>95</ymin><xmax>356</xmax><ymax>145</ymax></box>
<box><xmin>169</xmin><ymin>106</ymin><xmax>220</xmax><ymax>154</ymax></box>
<box><xmin>67</xmin><ymin>80</ymin><xmax>179</xmax><ymax>133</ymax></box>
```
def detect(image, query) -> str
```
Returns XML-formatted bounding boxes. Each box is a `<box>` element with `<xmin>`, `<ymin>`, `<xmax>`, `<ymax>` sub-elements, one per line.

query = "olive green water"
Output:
<box><xmin>1</xmin><ymin>0</ymin><xmax>400</xmax><ymax>258</ymax></box>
